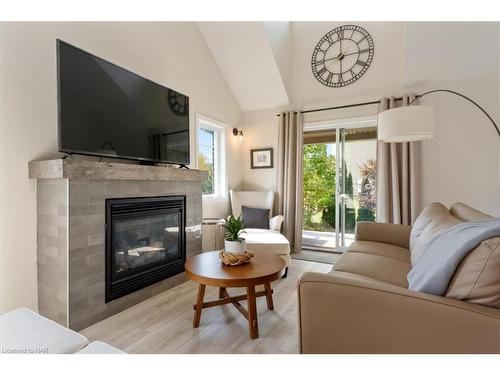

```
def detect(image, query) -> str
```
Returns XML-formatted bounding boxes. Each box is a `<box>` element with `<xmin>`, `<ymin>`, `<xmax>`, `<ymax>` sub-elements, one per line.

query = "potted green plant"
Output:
<box><xmin>223</xmin><ymin>215</ymin><xmax>246</xmax><ymax>254</ymax></box>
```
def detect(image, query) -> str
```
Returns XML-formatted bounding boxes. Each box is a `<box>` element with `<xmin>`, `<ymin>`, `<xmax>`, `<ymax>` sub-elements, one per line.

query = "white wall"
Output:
<box><xmin>0</xmin><ymin>22</ymin><xmax>242</xmax><ymax>313</ymax></box>
<box><xmin>405</xmin><ymin>22</ymin><xmax>500</xmax><ymax>216</ymax></box>
<box><xmin>290</xmin><ymin>22</ymin><xmax>407</xmax><ymax>109</ymax></box>
<box><xmin>414</xmin><ymin>76</ymin><xmax>500</xmax><ymax>215</ymax></box>
<box><xmin>241</xmin><ymin>108</ymin><xmax>282</xmax><ymax>192</ymax></box>
<box><xmin>241</xmin><ymin>22</ymin><xmax>500</xmax><ymax>217</ymax></box>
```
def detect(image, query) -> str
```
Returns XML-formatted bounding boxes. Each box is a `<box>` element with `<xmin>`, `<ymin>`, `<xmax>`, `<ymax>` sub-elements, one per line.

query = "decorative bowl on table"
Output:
<box><xmin>219</xmin><ymin>250</ymin><xmax>254</xmax><ymax>266</ymax></box>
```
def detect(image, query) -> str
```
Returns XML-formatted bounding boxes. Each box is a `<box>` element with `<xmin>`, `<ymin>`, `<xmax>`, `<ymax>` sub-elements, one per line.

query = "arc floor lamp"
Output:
<box><xmin>377</xmin><ymin>89</ymin><xmax>500</xmax><ymax>142</ymax></box>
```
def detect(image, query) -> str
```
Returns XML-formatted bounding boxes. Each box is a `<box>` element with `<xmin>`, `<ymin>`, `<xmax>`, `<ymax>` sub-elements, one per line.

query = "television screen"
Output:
<box><xmin>57</xmin><ymin>40</ymin><xmax>190</xmax><ymax>165</ymax></box>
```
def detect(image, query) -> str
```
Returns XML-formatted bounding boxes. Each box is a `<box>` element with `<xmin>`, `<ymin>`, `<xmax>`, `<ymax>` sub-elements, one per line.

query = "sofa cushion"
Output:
<box><xmin>242</xmin><ymin>206</ymin><xmax>270</xmax><ymax>229</ymax></box>
<box><xmin>446</xmin><ymin>237</ymin><xmax>500</xmax><ymax>309</ymax></box>
<box><xmin>449</xmin><ymin>202</ymin><xmax>492</xmax><ymax>222</ymax></box>
<box><xmin>445</xmin><ymin>203</ymin><xmax>500</xmax><ymax>309</ymax></box>
<box><xmin>328</xmin><ymin>270</ymin><xmax>400</xmax><ymax>286</ymax></box>
<box><xmin>333</xmin><ymin>251</ymin><xmax>411</xmax><ymax>288</ymax></box>
<box><xmin>410</xmin><ymin>202</ymin><xmax>463</xmax><ymax>265</ymax></box>
<box><xmin>348</xmin><ymin>240</ymin><xmax>410</xmax><ymax>263</ymax></box>
<box><xmin>0</xmin><ymin>308</ymin><xmax>88</xmax><ymax>354</ymax></box>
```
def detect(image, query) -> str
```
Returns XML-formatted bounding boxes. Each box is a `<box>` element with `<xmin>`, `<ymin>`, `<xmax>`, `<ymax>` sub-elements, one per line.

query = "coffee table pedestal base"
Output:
<box><xmin>192</xmin><ymin>282</ymin><xmax>274</xmax><ymax>339</ymax></box>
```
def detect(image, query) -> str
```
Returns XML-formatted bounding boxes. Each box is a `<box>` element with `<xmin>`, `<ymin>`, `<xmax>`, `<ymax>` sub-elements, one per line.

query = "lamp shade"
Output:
<box><xmin>377</xmin><ymin>105</ymin><xmax>435</xmax><ymax>142</ymax></box>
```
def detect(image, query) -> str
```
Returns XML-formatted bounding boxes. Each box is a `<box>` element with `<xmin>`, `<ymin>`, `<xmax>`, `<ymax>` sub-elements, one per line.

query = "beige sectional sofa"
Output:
<box><xmin>298</xmin><ymin>202</ymin><xmax>500</xmax><ymax>353</ymax></box>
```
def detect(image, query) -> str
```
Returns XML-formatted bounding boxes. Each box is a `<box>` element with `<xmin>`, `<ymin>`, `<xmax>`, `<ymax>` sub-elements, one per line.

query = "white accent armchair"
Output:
<box><xmin>229</xmin><ymin>190</ymin><xmax>284</xmax><ymax>232</ymax></box>
<box><xmin>229</xmin><ymin>190</ymin><xmax>291</xmax><ymax>272</ymax></box>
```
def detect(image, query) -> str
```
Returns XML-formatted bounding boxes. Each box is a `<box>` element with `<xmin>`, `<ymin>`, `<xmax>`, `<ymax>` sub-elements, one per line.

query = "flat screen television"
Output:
<box><xmin>57</xmin><ymin>40</ymin><xmax>190</xmax><ymax>165</ymax></box>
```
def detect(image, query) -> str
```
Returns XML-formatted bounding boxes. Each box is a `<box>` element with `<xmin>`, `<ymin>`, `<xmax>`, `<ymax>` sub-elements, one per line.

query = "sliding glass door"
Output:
<box><xmin>302</xmin><ymin>136</ymin><xmax>337</xmax><ymax>250</ymax></box>
<box><xmin>302</xmin><ymin>120</ymin><xmax>377</xmax><ymax>252</ymax></box>
<box><xmin>336</xmin><ymin>127</ymin><xmax>378</xmax><ymax>250</ymax></box>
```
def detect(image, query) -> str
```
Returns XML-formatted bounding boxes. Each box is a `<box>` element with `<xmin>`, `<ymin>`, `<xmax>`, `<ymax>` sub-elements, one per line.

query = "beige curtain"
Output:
<box><xmin>376</xmin><ymin>95</ymin><xmax>422</xmax><ymax>225</ymax></box>
<box><xmin>276</xmin><ymin>111</ymin><xmax>304</xmax><ymax>252</ymax></box>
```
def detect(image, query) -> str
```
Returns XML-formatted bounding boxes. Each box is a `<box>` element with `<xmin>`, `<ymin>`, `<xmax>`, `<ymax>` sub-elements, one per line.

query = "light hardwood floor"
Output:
<box><xmin>292</xmin><ymin>249</ymin><xmax>342</xmax><ymax>265</ymax></box>
<box><xmin>80</xmin><ymin>259</ymin><xmax>331</xmax><ymax>354</ymax></box>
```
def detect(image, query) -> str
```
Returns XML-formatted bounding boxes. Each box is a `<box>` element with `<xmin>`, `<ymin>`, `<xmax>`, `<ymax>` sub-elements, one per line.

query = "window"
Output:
<box><xmin>196</xmin><ymin>115</ymin><xmax>227</xmax><ymax>199</ymax></box>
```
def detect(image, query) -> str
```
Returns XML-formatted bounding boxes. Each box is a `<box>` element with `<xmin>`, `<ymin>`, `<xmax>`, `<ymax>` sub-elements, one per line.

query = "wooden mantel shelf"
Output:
<box><xmin>28</xmin><ymin>159</ymin><xmax>208</xmax><ymax>182</ymax></box>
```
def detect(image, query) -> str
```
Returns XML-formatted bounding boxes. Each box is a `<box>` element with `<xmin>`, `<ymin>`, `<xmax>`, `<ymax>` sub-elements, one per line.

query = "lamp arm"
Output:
<box><xmin>409</xmin><ymin>89</ymin><xmax>500</xmax><ymax>138</ymax></box>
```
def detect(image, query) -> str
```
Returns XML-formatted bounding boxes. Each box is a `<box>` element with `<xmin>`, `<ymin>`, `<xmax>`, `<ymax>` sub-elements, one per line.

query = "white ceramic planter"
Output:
<box><xmin>224</xmin><ymin>239</ymin><xmax>246</xmax><ymax>254</ymax></box>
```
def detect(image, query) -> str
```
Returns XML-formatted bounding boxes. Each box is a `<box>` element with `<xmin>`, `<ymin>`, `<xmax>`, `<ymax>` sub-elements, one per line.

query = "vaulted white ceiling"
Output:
<box><xmin>198</xmin><ymin>22</ymin><xmax>500</xmax><ymax>113</ymax></box>
<box><xmin>197</xmin><ymin>21</ymin><xmax>406</xmax><ymax>112</ymax></box>
<box><xmin>196</xmin><ymin>22</ymin><xmax>290</xmax><ymax>112</ymax></box>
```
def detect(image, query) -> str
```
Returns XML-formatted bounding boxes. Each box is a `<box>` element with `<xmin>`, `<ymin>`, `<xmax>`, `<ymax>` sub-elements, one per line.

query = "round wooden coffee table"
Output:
<box><xmin>185</xmin><ymin>251</ymin><xmax>285</xmax><ymax>339</ymax></box>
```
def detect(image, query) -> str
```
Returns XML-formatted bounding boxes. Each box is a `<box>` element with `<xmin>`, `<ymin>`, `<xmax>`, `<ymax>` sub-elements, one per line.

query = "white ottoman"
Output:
<box><xmin>242</xmin><ymin>228</ymin><xmax>291</xmax><ymax>270</ymax></box>
<box><xmin>0</xmin><ymin>308</ymin><xmax>88</xmax><ymax>354</ymax></box>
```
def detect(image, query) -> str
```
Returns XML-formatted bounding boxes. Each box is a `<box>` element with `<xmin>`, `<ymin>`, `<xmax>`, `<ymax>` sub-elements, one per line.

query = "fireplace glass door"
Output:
<box><xmin>106</xmin><ymin>196</ymin><xmax>186</xmax><ymax>302</ymax></box>
<box><xmin>113</xmin><ymin>212</ymin><xmax>181</xmax><ymax>277</ymax></box>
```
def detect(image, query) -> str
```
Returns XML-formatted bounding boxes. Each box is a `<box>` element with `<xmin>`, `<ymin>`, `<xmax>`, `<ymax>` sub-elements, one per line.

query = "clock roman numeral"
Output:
<box><xmin>357</xmin><ymin>36</ymin><xmax>366</xmax><ymax>44</ymax></box>
<box><xmin>356</xmin><ymin>60</ymin><xmax>367</xmax><ymax>67</ymax></box>
<box><xmin>358</xmin><ymin>48</ymin><xmax>371</xmax><ymax>54</ymax></box>
<box><xmin>338</xmin><ymin>74</ymin><xmax>343</xmax><ymax>84</ymax></box>
<box><xmin>337</xmin><ymin>29</ymin><xmax>344</xmax><ymax>39</ymax></box>
<box><xmin>317</xmin><ymin>66</ymin><xmax>328</xmax><ymax>76</ymax></box>
<box><xmin>326</xmin><ymin>73</ymin><xmax>334</xmax><ymax>83</ymax></box>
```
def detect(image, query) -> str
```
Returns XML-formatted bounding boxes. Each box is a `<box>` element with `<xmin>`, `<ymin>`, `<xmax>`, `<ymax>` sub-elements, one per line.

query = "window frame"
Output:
<box><xmin>195</xmin><ymin>113</ymin><xmax>228</xmax><ymax>201</ymax></box>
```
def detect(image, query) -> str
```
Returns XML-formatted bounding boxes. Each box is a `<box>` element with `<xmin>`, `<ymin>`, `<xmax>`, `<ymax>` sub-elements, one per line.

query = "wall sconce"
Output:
<box><xmin>233</xmin><ymin>128</ymin><xmax>244</xmax><ymax>143</ymax></box>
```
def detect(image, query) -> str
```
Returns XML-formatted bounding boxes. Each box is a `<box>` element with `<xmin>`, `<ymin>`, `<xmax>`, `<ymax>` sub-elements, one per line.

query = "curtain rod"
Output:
<box><xmin>276</xmin><ymin>96</ymin><xmax>412</xmax><ymax>117</ymax></box>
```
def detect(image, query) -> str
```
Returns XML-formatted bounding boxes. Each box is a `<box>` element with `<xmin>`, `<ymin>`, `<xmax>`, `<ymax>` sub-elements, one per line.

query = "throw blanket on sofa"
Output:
<box><xmin>408</xmin><ymin>218</ymin><xmax>500</xmax><ymax>295</ymax></box>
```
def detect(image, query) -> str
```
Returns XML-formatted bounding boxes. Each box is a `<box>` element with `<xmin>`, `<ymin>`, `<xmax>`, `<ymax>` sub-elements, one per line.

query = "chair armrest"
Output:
<box><xmin>355</xmin><ymin>221</ymin><xmax>411</xmax><ymax>248</ymax></box>
<box><xmin>298</xmin><ymin>272</ymin><xmax>500</xmax><ymax>354</ymax></box>
<box><xmin>269</xmin><ymin>215</ymin><xmax>284</xmax><ymax>232</ymax></box>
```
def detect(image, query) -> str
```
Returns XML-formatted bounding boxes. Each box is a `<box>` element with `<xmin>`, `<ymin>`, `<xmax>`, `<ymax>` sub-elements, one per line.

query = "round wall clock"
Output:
<box><xmin>167</xmin><ymin>89</ymin><xmax>189</xmax><ymax>116</ymax></box>
<box><xmin>311</xmin><ymin>25</ymin><xmax>374</xmax><ymax>88</ymax></box>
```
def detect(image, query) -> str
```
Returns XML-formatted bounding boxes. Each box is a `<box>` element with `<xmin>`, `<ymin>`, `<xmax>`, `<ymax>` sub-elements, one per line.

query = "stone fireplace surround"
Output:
<box><xmin>29</xmin><ymin>159</ymin><xmax>207</xmax><ymax>331</ymax></box>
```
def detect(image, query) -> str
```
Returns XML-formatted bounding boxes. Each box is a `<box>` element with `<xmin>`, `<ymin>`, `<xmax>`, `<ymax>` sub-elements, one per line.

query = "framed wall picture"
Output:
<box><xmin>250</xmin><ymin>148</ymin><xmax>273</xmax><ymax>169</ymax></box>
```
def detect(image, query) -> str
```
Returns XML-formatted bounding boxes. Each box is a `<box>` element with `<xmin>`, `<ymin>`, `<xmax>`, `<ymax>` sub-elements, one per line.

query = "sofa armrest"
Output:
<box><xmin>298</xmin><ymin>272</ymin><xmax>500</xmax><ymax>354</ymax></box>
<box><xmin>354</xmin><ymin>221</ymin><xmax>411</xmax><ymax>249</ymax></box>
<box><xmin>269</xmin><ymin>215</ymin><xmax>284</xmax><ymax>232</ymax></box>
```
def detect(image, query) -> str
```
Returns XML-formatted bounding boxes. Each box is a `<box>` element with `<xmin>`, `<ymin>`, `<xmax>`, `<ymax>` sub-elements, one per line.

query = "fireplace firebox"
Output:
<box><xmin>105</xmin><ymin>196</ymin><xmax>186</xmax><ymax>302</ymax></box>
